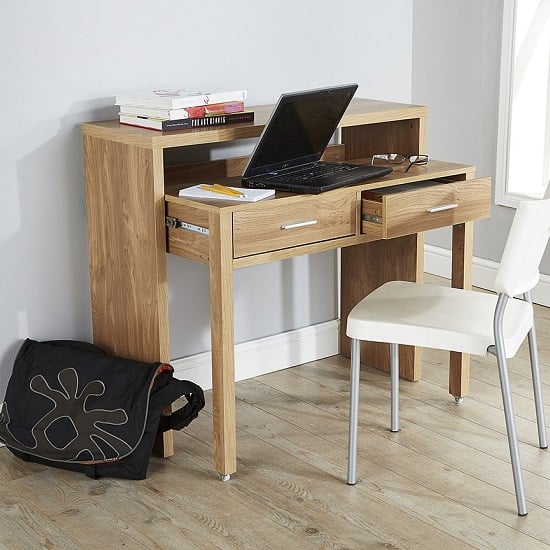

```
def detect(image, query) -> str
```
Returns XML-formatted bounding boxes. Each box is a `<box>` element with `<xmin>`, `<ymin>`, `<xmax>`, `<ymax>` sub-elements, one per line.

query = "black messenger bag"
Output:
<box><xmin>0</xmin><ymin>339</ymin><xmax>205</xmax><ymax>480</ymax></box>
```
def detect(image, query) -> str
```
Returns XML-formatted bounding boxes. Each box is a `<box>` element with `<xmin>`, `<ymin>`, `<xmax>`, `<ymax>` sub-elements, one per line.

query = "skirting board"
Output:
<box><xmin>172</xmin><ymin>319</ymin><xmax>340</xmax><ymax>391</ymax></box>
<box><xmin>173</xmin><ymin>245</ymin><xmax>550</xmax><ymax>390</ymax></box>
<box><xmin>424</xmin><ymin>244</ymin><xmax>550</xmax><ymax>306</ymax></box>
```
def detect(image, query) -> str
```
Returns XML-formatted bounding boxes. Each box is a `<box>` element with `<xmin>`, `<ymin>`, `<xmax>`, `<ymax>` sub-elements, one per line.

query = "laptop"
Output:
<box><xmin>242</xmin><ymin>84</ymin><xmax>392</xmax><ymax>194</ymax></box>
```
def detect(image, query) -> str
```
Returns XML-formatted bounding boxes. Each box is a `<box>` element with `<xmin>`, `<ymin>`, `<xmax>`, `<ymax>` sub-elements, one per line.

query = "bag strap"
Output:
<box><xmin>153</xmin><ymin>379</ymin><xmax>205</xmax><ymax>433</ymax></box>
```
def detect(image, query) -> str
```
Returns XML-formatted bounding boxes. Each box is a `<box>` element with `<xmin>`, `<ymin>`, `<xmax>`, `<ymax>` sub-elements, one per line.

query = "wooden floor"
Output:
<box><xmin>1</xmin><ymin>291</ymin><xmax>550</xmax><ymax>548</ymax></box>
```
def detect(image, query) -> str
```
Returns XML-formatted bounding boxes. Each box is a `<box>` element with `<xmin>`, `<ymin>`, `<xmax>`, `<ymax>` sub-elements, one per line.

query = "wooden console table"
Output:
<box><xmin>82</xmin><ymin>98</ymin><xmax>491</xmax><ymax>479</ymax></box>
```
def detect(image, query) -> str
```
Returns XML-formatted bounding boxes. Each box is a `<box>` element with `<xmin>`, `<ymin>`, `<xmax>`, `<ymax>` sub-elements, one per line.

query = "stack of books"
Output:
<box><xmin>116</xmin><ymin>88</ymin><xmax>253</xmax><ymax>131</ymax></box>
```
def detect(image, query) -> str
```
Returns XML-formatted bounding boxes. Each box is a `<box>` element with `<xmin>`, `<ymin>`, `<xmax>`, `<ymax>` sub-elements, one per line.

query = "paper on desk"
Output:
<box><xmin>178</xmin><ymin>184</ymin><xmax>275</xmax><ymax>202</ymax></box>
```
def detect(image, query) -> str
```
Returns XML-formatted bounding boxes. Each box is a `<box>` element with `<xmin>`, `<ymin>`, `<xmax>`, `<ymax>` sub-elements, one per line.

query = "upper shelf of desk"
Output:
<box><xmin>81</xmin><ymin>98</ymin><xmax>428</xmax><ymax>150</ymax></box>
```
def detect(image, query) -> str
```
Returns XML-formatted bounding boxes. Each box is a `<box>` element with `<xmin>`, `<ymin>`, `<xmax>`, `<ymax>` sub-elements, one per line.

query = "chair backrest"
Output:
<box><xmin>494</xmin><ymin>198</ymin><xmax>550</xmax><ymax>297</ymax></box>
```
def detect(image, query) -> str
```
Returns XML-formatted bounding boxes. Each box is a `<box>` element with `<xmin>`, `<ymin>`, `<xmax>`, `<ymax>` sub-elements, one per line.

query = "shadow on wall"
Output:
<box><xmin>0</xmin><ymin>100</ymin><xmax>117</xmax><ymax>400</ymax></box>
<box><xmin>0</xmin><ymin>342</ymin><xmax>23</xmax><ymax>400</ymax></box>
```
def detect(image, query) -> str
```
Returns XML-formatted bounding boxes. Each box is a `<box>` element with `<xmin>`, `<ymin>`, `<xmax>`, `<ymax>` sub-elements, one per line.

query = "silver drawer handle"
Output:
<box><xmin>426</xmin><ymin>203</ymin><xmax>458</xmax><ymax>213</ymax></box>
<box><xmin>281</xmin><ymin>220</ymin><xmax>318</xmax><ymax>230</ymax></box>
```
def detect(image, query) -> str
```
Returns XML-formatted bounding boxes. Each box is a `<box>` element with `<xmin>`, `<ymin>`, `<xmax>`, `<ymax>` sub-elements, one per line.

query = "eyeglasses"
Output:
<box><xmin>371</xmin><ymin>153</ymin><xmax>429</xmax><ymax>172</ymax></box>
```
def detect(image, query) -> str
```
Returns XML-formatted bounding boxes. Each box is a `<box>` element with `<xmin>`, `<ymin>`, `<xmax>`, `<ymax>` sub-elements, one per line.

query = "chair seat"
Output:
<box><xmin>346</xmin><ymin>281</ymin><xmax>533</xmax><ymax>357</ymax></box>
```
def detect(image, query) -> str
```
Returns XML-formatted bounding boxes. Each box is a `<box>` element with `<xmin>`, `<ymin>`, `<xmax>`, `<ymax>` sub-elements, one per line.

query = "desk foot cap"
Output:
<box><xmin>453</xmin><ymin>396</ymin><xmax>464</xmax><ymax>404</ymax></box>
<box><xmin>219</xmin><ymin>473</ymin><xmax>231</xmax><ymax>482</ymax></box>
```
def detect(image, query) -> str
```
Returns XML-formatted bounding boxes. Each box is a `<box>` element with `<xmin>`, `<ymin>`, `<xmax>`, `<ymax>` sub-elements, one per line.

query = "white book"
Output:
<box><xmin>119</xmin><ymin>100</ymin><xmax>246</xmax><ymax>120</ymax></box>
<box><xmin>115</xmin><ymin>88</ymin><xmax>247</xmax><ymax>109</ymax></box>
<box><xmin>178</xmin><ymin>184</ymin><xmax>275</xmax><ymax>202</ymax></box>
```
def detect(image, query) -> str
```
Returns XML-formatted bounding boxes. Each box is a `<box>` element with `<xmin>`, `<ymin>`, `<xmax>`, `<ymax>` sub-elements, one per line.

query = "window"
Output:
<box><xmin>496</xmin><ymin>0</ymin><xmax>550</xmax><ymax>206</ymax></box>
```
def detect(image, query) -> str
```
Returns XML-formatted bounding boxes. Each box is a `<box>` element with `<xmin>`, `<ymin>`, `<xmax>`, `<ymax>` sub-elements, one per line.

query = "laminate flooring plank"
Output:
<box><xmin>233</xmin><ymin>390</ymin><xmax>535</xmax><ymax>547</ymax></box>
<box><xmin>54</xmin><ymin>474</ymin><xmax>227</xmax><ymax>550</ymax></box>
<box><xmin>0</xmin><ymin>280</ymin><xmax>548</xmax><ymax>549</ymax></box>
<box><xmin>188</xmin><ymin>412</ymin><xmax>471</xmax><ymax>549</ymax></box>
<box><xmin>357</xmin><ymin>362</ymin><xmax>550</xmax><ymax>478</ymax></box>
<box><xmin>0</xmin><ymin>450</ymin><xmax>44</xmax><ymax>483</ymax></box>
<box><xmin>422</xmin><ymin>349</ymin><xmax>550</xmax><ymax>420</ymax></box>
<box><xmin>180</xmin><ymin>393</ymin><xmax>474</xmax><ymax>549</ymax></box>
<box><xmin>167</xmin><ymin>415</ymin><xmax>451</xmax><ymax>550</ymax></box>
<box><xmin>250</xmin><ymin>363</ymin><xmax>550</xmax><ymax>546</ymax></box>
<box><xmin>284</xmin><ymin>357</ymin><xmax>550</xmax><ymax>487</ymax></box>
<box><xmin>290</xmin><ymin>356</ymin><xmax>550</xmax><ymax>474</ymax></box>
<box><xmin>148</xmin><ymin>450</ymin><xmax>341</xmax><ymax>549</ymax></box>
<box><xmin>0</xmin><ymin>471</ymin><xmax>145</xmax><ymax>549</ymax></box>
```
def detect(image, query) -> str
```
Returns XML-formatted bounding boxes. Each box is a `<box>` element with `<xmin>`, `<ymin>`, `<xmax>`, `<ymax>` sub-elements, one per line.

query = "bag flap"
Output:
<box><xmin>0</xmin><ymin>339</ymin><xmax>170</xmax><ymax>464</ymax></box>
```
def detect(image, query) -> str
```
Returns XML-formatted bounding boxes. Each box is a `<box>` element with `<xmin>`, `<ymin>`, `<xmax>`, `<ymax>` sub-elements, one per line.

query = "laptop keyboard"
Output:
<box><xmin>244</xmin><ymin>162</ymin><xmax>393</xmax><ymax>192</ymax></box>
<box><xmin>264</xmin><ymin>163</ymin><xmax>352</xmax><ymax>182</ymax></box>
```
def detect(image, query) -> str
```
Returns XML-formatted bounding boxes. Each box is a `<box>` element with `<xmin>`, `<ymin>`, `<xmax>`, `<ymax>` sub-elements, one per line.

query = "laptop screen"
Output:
<box><xmin>243</xmin><ymin>84</ymin><xmax>358</xmax><ymax>179</ymax></box>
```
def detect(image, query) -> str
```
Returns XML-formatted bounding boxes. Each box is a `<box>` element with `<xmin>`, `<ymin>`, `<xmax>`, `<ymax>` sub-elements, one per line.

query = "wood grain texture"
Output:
<box><xmin>340</xmin><ymin>233</ymin><xmax>424</xmax><ymax>381</ymax></box>
<box><xmin>361</xmin><ymin>178</ymin><xmax>491</xmax><ymax>239</ymax></box>
<box><xmin>83</xmin><ymin>98</ymin><xmax>490</xmax><ymax>479</ymax></box>
<box><xmin>83</xmin><ymin>136</ymin><xmax>169</xmax><ymax>365</ymax></box>
<box><xmin>208</xmin><ymin>211</ymin><xmax>237</xmax><ymax>476</ymax></box>
<box><xmin>449</xmin><ymin>221</ymin><xmax>475</xmax><ymax>397</ymax></box>
<box><xmin>1</xmin><ymin>278</ymin><xmax>548</xmax><ymax>548</ymax></box>
<box><xmin>165</xmin><ymin>202</ymin><xmax>210</xmax><ymax>264</ymax></box>
<box><xmin>233</xmin><ymin>193</ymin><xmax>356</xmax><ymax>257</ymax></box>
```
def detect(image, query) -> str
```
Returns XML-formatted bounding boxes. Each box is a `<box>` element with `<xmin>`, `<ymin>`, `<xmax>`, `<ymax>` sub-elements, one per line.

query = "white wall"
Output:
<box><xmin>0</xmin><ymin>1</ymin><xmax>413</xmax><ymax>397</ymax></box>
<box><xmin>412</xmin><ymin>0</ymin><xmax>550</xmax><ymax>273</ymax></box>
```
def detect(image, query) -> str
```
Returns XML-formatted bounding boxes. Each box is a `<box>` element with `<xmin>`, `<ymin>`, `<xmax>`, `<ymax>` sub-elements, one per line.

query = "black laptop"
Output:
<box><xmin>242</xmin><ymin>84</ymin><xmax>392</xmax><ymax>194</ymax></box>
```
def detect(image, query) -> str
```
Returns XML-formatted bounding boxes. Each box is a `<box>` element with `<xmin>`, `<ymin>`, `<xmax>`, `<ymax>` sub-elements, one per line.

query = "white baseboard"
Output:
<box><xmin>173</xmin><ymin>245</ymin><xmax>550</xmax><ymax>389</ymax></box>
<box><xmin>424</xmin><ymin>244</ymin><xmax>550</xmax><ymax>307</ymax></box>
<box><xmin>172</xmin><ymin>319</ymin><xmax>339</xmax><ymax>390</ymax></box>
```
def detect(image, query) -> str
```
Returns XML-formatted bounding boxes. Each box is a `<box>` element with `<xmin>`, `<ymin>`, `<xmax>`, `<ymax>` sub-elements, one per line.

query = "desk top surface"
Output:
<box><xmin>82</xmin><ymin>98</ymin><xmax>428</xmax><ymax>150</ymax></box>
<box><xmin>164</xmin><ymin>159</ymin><xmax>477</xmax><ymax>212</ymax></box>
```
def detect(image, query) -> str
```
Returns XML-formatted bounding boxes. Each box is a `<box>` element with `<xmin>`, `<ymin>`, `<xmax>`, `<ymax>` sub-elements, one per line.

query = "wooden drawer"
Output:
<box><xmin>233</xmin><ymin>193</ymin><xmax>356</xmax><ymax>258</ymax></box>
<box><xmin>361</xmin><ymin>178</ymin><xmax>491</xmax><ymax>239</ymax></box>
<box><xmin>165</xmin><ymin>200</ymin><xmax>210</xmax><ymax>264</ymax></box>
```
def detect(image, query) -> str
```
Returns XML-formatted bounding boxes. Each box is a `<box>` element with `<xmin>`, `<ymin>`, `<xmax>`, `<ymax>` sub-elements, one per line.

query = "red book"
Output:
<box><xmin>119</xmin><ymin>100</ymin><xmax>246</xmax><ymax>121</ymax></box>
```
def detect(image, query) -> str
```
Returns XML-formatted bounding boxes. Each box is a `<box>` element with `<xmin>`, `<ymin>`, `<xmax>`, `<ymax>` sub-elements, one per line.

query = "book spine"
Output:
<box><xmin>119</xmin><ymin>100</ymin><xmax>245</xmax><ymax>120</ymax></box>
<box><xmin>184</xmin><ymin>101</ymin><xmax>245</xmax><ymax>118</ymax></box>
<box><xmin>119</xmin><ymin>111</ymin><xmax>255</xmax><ymax>131</ymax></box>
<box><xmin>161</xmin><ymin>111</ymin><xmax>254</xmax><ymax>130</ymax></box>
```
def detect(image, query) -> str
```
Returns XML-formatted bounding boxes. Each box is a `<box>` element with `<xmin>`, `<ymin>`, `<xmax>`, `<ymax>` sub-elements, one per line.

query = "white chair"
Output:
<box><xmin>346</xmin><ymin>199</ymin><xmax>550</xmax><ymax>516</ymax></box>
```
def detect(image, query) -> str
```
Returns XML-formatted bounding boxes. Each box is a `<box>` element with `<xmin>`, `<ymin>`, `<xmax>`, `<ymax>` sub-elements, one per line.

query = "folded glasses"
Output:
<box><xmin>371</xmin><ymin>153</ymin><xmax>429</xmax><ymax>172</ymax></box>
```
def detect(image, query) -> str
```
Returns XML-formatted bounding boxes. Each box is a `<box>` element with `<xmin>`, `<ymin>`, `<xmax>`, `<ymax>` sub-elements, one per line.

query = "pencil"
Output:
<box><xmin>199</xmin><ymin>184</ymin><xmax>247</xmax><ymax>198</ymax></box>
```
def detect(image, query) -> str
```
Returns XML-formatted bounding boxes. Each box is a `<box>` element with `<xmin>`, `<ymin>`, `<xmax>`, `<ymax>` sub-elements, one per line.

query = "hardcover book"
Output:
<box><xmin>115</xmin><ymin>88</ymin><xmax>247</xmax><ymax>109</ymax></box>
<box><xmin>119</xmin><ymin>111</ymin><xmax>255</xmax><ymax>131</ymax></box>
<box><xmin>119</xmin><ymin>100</ymin><xmax>245</xmax><ymax>121</ymax></box>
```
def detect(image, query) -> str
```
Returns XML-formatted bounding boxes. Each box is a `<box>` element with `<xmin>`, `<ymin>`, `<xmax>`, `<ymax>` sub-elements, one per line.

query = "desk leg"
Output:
<box><xmin>449</xmin><ymin>222</ymin><xmax>473</xmax><ymax>398</ymax></box>
<box><xmin>83</xmin><ymin>137</ymin><xmax>173</xmax><ymax>456</ymax></box>
<box><xmin>340</xmin><ymin>233</ymin><xmax>424</xmax><ymax>380</ymax></box>
<box><xmin>209</xmin><ymin>212</ymin><xmax>237</xmax><ymax>478</ymax></box>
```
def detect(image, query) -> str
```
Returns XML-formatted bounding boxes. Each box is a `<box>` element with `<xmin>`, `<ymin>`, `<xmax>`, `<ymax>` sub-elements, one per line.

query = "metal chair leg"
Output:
<box><xmin>347</xmin><ymin>338</ymin><xmax>361</xmax><ymax>485</ymax></box>
<box><xmin>524</xmin><ymin>291</ymin><xmax>548</xmax><ymax>449</ymax></box>
<box><xmin>494</xmin><ymin>294</ymin><xmax>528</xmax><ymax>516</ymax></box>
<box><xmin>390</xmin><ymin>343</ymin><xmax>399</xmax><ymax>432</ymax></box>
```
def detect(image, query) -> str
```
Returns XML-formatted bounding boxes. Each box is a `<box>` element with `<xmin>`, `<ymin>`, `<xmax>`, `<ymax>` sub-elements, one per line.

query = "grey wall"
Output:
<box><xmin>0</xmin><ymin>1</ymin><xmax>413</xmax><ymax>398</ymax></box>
<box><xmin>4</xmin><ymin>1</ymin><xmax>539</xmax><ymax>402</ymax></box>
<box><xmin>412</xmin><ymin>0</ymin><xmax>550</xmax><ymax>272</ymax></box>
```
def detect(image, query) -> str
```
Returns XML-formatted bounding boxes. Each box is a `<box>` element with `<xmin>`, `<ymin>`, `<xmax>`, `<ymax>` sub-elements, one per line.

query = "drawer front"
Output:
<box><xmin>361</xmin><ymin>178</ymin><xmax>491</xmax><ymax>239</ymax></box>
<box><xmin>233</xmin><ymin>193</ymin><xmax>356</xmax><ymax>257</ymax></box>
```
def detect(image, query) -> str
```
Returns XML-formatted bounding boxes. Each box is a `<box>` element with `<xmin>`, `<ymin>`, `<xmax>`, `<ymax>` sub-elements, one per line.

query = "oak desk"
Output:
<box><xmin>82</xmin><ymin>98</ymin><xmax>491</xmax><ymax>479</ymax></box>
